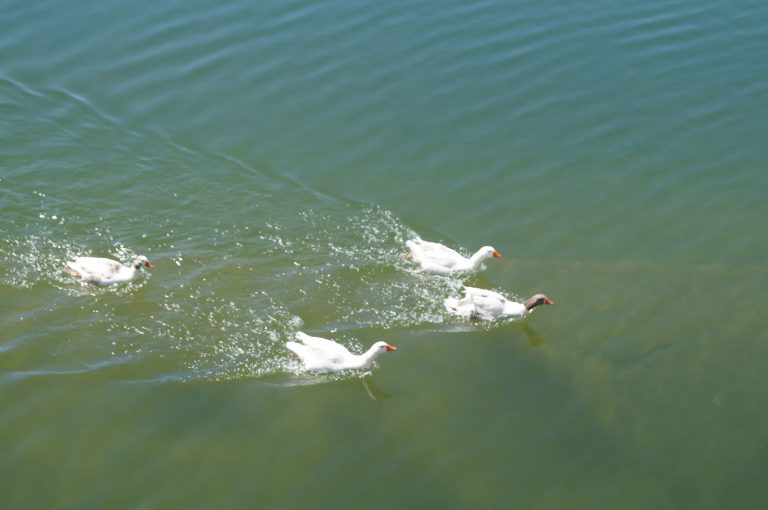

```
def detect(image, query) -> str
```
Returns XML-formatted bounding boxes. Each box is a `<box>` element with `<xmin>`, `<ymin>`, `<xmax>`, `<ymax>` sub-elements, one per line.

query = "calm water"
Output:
<box><xmin>2</xmin><ymin>0</ymin><xmax>767</xmax><ymax>508</ymax></box>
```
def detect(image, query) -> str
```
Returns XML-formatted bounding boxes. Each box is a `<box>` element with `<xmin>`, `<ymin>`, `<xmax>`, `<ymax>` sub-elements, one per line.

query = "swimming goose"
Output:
<box><xmin>444</xmin><ymin>286</ymin><xmax>553</xmax><ymax>320</ymax></box>
<box><xmin>405</xmin><ymin>238</ymin><xmax>501</xmax><ymax>275</ymax></box>
<box><xmin>287</xmin><ymin>332</ymin><xmax>396</xmax><ymax>372</ymax></box>
<box><xmin>64</xmin><ymin>255</ymin><xmax>154</xmax><ymax>285</ymax></box>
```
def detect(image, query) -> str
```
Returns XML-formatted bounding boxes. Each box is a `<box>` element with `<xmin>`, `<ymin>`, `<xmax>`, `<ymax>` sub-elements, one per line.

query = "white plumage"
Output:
<box><xmin>64</xmin><ymin>255</ymin><xmax>154</xmax><ymax>285</ymax></box>
<box><xmin>444</xmin><ymin>286</ymin><xmax>553</xmax><ymax>320</ymax></box>
<box><xmin>286</xmin><ymin>332</ymin><xmax>396</xmax><ymax>372</ymax></box>
<box><xmin>405</xmin><ymin>238</ymin><xmax>501</xmax><ymax>276</ymax></box>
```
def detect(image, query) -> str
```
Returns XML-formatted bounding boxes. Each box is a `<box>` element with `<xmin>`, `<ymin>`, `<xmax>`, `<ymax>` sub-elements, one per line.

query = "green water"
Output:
<box><xmin>2</xmin><ymin>0</ymin><xmax>767</xmax><ymax>508</ymax></box>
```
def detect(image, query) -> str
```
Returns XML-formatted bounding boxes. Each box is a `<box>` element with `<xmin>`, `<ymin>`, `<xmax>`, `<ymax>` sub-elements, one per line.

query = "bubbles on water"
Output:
<box><xmin>174</xmin><ymin>204</ymin><xmax>522</xmax><ymax>382</ymax></box>
<box><xmin>2</xmin><ymin>180</ymin><xmax>517</xmax><ymax>384</ymax></box>
<box><xmin>0</xmin><ymin>231</ymin><xmax>151</xmax><ymax>296</ymax></box>
<box><xmin>0</xmin><ymin>186</ymin><xmax>157</xmax><ymax>295</ymax></box>
<box><xmin>1</xmin><ymin>235</ymin><xmax>75</xmax><ymax>289</ymax></box>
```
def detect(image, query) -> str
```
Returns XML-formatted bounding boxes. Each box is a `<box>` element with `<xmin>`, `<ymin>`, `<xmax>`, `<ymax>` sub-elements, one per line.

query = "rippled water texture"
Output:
<box><xmin>1</xmin><ymin>0</ymin><xmax>767</xmax><ymax>509</ymax></box>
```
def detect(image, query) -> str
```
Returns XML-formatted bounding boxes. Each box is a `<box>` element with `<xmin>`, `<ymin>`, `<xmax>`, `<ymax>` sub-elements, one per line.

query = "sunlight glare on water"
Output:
<box><xmin>1</xmin><ymin>0</ymin><xmax>767</xmax><ymax>509</ymax></box>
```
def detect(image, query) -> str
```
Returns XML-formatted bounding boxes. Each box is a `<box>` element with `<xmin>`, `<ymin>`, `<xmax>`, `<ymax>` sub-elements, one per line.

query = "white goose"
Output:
<box><xmin>405</xmin><ymin>238</ymin><xmax>501</xmax><ymax>275</ymax></box>
<box><xmin>287</xmin><ymin>332</ymin><xmax>396</xmax><ymax>373</ymax></box>
<box><xmin>64</xmin><ymin>255</ymin><xmax>154</xmax><ymax>285</ymax></box>
<box><xmin>444</xmin><ymin>286</ymin><xmax>553</xmax><ymax>320</ymax></box>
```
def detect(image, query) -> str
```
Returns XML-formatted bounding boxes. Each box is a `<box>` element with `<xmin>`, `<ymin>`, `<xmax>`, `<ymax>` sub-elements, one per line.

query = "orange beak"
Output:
<box><xmin>146</xmin><ymin>261</ymin><xmax>155</xmax><ymax>269</ymax></box>
<box><xmin>492</xmin><ymin>250</ymin><xmax>502</xmax><ymax>258</ymax></box>
<box><xmin>386</xmin><ymin>344</ymin><xmax>397</xmax><ymax>351</ymax></box>
<box><xmin>544</xmin><ymin>297</ymin><xmax>554</xmax><ymax>305</ymax></box>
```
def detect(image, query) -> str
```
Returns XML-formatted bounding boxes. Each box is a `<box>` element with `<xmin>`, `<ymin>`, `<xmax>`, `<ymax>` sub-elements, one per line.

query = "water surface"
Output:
<box><xmin>1</xmin><ymin>1</ymin><xmax>767</xmax><ymax>508</ymax></box>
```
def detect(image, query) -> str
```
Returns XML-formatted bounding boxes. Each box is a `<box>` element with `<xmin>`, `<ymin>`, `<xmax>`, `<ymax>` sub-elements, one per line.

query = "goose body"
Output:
<box><xmin>444</xmin><ymin>286</ymin><xmax>553</xmax><ymax>320</ymax></box>
<box><xmin>405</xmin><ymin>238</ymin><xmax>501</xmax><ymax>275</ymax></box>
<box><xmin>286</xmin><ymin>332</ymin><xmax>396</xmax><ymax>373</ymax></box>
<box><xmin>64</xmin><ymin>255</ymin><xmax>154</xmax><ymax>285</ymax></box>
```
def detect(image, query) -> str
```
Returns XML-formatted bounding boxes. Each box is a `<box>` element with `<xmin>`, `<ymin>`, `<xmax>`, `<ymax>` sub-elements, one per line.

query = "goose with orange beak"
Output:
<box><xmin>64</xmin><ymin>255</ymin><xmax>154</xmax><ymax>285</ymax></box>
<box><xmin>445</xmin><ymin>286</ymin><xmax>553</xmax><ymax>321</ymax></box>
<box><xmin>405</xmin><ymin>238</ymin><xmax>501</xmax><ymax>276</ymax></box>
<box><xmin>287</xmin><ymin>332</ymin><xmax>396</xmax><ymax>373</ymax></box>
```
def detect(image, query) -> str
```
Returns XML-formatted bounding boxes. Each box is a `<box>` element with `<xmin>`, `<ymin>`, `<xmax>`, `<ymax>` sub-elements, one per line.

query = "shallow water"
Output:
<box><xmin>1</xmin><ymin>0</ymin><xmax>767</xmax><ymax>508</ymax></box>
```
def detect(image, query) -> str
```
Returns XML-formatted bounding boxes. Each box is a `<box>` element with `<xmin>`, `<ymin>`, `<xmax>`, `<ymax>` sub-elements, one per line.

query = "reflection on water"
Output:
<box><xmin>522</xmin><ymin>323</ymin><xmax>546</xmax><ymax>347</ymax></box>
<box><xmin>362</xmin><ymin>374</ymin><xmax>392</xmax><ymax>401</ymax></box>
<box><xmin>1</xmin><ymin>0</ymin><xmax>767</xmax><ymax>507</ymax></box>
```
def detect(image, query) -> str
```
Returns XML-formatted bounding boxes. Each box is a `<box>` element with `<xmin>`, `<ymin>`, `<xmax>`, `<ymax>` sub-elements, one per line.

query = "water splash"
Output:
<box><xmin>1</xmin><ymin>182</ymin><xmax>515</xmax><ymax>384</ymax></box>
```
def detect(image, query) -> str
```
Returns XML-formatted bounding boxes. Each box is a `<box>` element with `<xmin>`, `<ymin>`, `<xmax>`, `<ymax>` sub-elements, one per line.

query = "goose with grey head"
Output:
<box><xmin>444</xmin><ymin>286</ymin><xmax>553</xmax><ymax>320</ymax></box>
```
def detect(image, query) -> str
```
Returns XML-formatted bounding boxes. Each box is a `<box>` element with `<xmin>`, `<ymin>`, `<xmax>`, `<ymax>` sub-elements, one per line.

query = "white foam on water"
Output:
<box><xmin>1</xmin><ymin>183</ymin><xmax>520</xmax><ymax>385</ymax></box>
<box><xmin>173</xmin><ymin>205</ymin><xmax>518</xmax><ymax>382</ymax></box>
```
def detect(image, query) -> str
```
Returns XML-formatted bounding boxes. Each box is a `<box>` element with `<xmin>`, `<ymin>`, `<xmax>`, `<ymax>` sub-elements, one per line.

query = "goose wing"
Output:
<box><xmin>461</xmin><ymin>287</ymin><xmax>507</xmax><ymax>318</ymax></box>
<box><xmin>295</xmin><ymin>332</ymin><xmax>353</xmax><ymax>358</ymax></box>
<box><xmin>407</xmin><ymin>239</ymin><xmax>465</xmax><ymax>269</ymax></box>
<box><xmin>68</xmin><ymin>257</ymin><xmax>124</xmax><ymax>277</ymax></box>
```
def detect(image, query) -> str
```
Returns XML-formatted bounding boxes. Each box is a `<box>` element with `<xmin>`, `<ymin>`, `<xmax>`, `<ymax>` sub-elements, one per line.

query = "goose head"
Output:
<box><xmin>469</xmin><ymin>246</ymin><xmax>502</xmax><ymax>267</ymax></box>
<box><xmin>132</xmin><ymin>256</ymin><xmax>155</xmax><ymax>270</ymax></box>
<box><xmin>374</xmin><ymin>341</ymin><xmax>397</xmax><ymax>353</ymax></box>
<box><xmin>523</xmin><ymin>294</ymin><xmax>554</xmax><ymax>311</ymax></box>
<box><xmin>365</xmin><ymin>341</ymin><xmax>397</xmax><ymax>360</ymax></box>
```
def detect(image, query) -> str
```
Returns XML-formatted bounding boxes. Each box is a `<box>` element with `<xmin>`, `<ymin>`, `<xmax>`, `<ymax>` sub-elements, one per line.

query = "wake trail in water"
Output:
<box><xmin>0</xmin><ymin>75</ymin><xmax>514</xmax><ymax>383</ymax></box>
<box><xmin>1</xmin><ymin>186</ymin><xmax>504</xmax><ymax>383</ymax></box>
